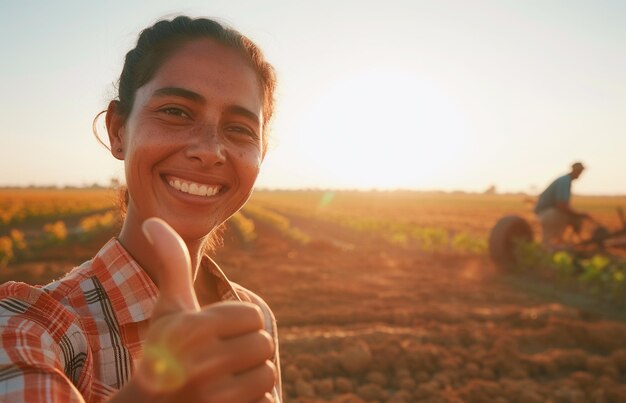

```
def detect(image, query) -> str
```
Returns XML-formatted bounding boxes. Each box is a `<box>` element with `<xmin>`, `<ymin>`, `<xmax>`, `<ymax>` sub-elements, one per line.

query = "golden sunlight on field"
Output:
<box><xmin>2</xmin><ymin>189</ymin><xmax>626</xmax><ymax>402</ymax></box>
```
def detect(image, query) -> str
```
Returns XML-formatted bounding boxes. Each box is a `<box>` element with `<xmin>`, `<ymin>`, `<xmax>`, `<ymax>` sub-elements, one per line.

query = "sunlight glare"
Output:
<box><xmin>294</xmin><ymin>69</ymin><xmax>468</xmax><ymax>189</ymax></box>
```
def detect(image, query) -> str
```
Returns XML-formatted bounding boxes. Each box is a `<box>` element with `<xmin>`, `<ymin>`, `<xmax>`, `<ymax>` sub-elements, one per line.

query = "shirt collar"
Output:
<box><xmin>89</xmin><ymin>238</ymin><xmax>239</xmax><ymax>326</ymax></box>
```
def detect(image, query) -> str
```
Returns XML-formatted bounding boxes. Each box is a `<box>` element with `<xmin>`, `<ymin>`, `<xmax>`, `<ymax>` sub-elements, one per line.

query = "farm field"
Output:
<box><xmin>2</xmin><ymin>189</ymin><xmax>626</xmax><ymax>402</ymax></box>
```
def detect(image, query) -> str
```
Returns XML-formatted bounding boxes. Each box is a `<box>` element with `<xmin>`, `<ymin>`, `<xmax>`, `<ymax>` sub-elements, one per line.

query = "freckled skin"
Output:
<box><xmin>107</xmin><ymin>38</ymin><xmax>264</xmax><ymax>275</ymax></box>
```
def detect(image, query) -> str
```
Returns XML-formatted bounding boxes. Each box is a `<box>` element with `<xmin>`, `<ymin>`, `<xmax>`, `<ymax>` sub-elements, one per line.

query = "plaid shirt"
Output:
<box><xmin>0</xmin><ymin>239</ymin><xmax>281</xmax><ymax>402</ymax></box>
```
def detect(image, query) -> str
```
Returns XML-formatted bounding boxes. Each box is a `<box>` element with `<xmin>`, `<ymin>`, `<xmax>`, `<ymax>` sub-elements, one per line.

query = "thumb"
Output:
<box><xmin>142</xmin><ymin>217</ymin><xmax>200</xmax><ymax>318</ymax></box>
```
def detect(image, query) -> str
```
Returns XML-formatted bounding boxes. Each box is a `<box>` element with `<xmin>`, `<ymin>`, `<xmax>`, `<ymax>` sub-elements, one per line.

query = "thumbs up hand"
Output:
<box><xmin>117</xmin><ymin>218</ymin><xmax>276</xmax><ymax>402</ymax></box>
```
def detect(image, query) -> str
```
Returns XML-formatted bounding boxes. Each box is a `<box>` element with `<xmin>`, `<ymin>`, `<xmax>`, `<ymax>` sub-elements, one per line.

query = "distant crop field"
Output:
<box><xmin>2</xmin><ymin>188</ymin><xmax>625</xmax><ymax>271</ymax></box>
<box><xmin>0</xmin><ymin>188</ymin><xmax>119</xmax><ymax>268</ymax></box>
<box><xmin>251</xmin><ymin>190</ymin><xmax>626</xmax><ymax>252</ymax></box>
<box><xmin>0</xmin><ymin>188</ymin><xmax>117</xmax><ymax>226</ymax></box>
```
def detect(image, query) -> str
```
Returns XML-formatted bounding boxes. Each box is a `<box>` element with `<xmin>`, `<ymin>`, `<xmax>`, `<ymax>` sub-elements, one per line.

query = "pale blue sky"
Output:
<box><xmin>1</xmin><ymin>0</ymin><xmax>625</xmax><ymax>194</ymax></box>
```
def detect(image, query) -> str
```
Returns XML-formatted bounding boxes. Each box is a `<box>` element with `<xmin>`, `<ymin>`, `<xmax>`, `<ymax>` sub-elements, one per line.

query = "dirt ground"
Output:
<box><xmin>217</xmin><ymin>214</ymin><xmax>626</xmax><ymax>403</ymax></box>
<box><xmin>5</xmin><ymin>213</ymin><xmax>626</xmax><ymax>402</ymax></box>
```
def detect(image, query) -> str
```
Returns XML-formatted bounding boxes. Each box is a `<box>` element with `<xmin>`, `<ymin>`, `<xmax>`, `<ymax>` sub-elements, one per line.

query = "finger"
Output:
<box><xmin>187</xmin><ymin>329</ymin><xmax>273</xmax><ymax>377</ymax></box>
<box><xmin>208</xmin><ymin>301</ymin><xmax>265</xmax><ymax>339</ymax></box>
<box><xmin>142</xmin><ymin>217</ymin><xmax>200</xmax><ymax>317</ymax></box>
<box><xmin>202</xmin><ymin>361</ymin><xmax>276</xmax><ymax>403</ymax></box>
<box><xmin>172</xmin><ymin>302</ymin><xmax>266</xmax><ymax>350</ymax></box>
<box><xmin>145</xmin><ymin>302</ymin><xmax>264</xmax><ymax>350</ymax></box>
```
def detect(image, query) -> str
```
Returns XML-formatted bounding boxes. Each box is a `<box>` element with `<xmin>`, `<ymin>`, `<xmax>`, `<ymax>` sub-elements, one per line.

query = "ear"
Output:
<box><xmin>106</xmin><ymin>100</ymin><xmax>126</xmax><ymax>161</ymax></box>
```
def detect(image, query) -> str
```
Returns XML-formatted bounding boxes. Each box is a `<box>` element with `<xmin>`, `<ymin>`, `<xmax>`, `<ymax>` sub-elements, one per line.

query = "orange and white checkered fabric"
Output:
<box><xmin>0</xmin><ymin>238</ymin><xmax>280</xmax><ymax>402</ymax></box>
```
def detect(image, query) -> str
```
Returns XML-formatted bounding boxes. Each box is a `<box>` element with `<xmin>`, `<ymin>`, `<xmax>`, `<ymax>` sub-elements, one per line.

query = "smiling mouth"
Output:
<box><xmin>165</xmin><ymin>175</ymin><xmax>222</xmax><ymax>197</ymax></box>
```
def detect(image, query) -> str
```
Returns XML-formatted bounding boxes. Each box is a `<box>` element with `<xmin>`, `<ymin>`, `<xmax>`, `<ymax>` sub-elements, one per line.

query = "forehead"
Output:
<box><xmin>140</xmin><ymin>38</ymin><xmax>263</xmax><ymax>113</ymax></box>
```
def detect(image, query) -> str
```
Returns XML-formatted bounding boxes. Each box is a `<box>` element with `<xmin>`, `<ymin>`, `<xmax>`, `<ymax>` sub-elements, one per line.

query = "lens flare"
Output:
<box><xmin>137</xmin><ymin>344</ymin><xmax>186</xmax><ymax>393</ymax></box>
<box><xmin>318</xmin><ymin>192</ymin><xmax>335</xmax><ymax>209</ymax></box>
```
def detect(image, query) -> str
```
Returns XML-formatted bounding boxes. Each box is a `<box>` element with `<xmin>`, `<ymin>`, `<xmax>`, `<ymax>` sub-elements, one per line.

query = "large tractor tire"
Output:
<box><xmin>489</xmin><ymin>215</ymin><xmax>533</xmax><ymax>270</ymax></box>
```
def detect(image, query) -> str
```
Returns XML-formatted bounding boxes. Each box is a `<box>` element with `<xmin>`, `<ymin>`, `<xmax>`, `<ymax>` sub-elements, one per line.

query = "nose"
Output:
<box><xmin>184</xmin><ymin>127</ymin><xmax>226</xmax><ymax>167</ymax></box>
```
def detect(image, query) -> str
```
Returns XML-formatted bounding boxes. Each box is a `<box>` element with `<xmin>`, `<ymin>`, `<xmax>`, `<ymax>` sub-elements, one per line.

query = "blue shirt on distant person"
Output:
<box><xmin>534</xmin><ymin>174</ymin><xmax>572</xmax><ymax>214</ymax></box>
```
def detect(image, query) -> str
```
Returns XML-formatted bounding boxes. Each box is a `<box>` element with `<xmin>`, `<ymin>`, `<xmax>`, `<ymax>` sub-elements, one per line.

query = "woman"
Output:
<box><xmin>0</xmin><ymin>16</ymin><xmax>280</xmax><ymax>402</ymax></box>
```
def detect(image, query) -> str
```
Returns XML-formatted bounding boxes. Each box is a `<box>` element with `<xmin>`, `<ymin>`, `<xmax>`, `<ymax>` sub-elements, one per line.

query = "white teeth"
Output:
<box><xmin>166</xmin><ymin>176</ymin><xmax>221</xmax><ymax>197</ymax></box>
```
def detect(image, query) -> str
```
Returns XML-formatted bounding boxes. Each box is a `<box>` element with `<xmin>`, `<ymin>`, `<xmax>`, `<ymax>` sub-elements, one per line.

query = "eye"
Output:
<box><xmin>225</xmin><ymin>125</ymin><xmax>258</xmax><ymax>139</ymax></box>
<box><xmin>158</xmin><ymin>106</ymin><xmax>190</xmax><ymax>119</ymax></box>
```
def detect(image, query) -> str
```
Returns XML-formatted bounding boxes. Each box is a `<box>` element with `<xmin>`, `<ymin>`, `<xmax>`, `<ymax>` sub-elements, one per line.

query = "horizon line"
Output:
<box><xmin>1</xmin><ymin>184</ymin><xmax>625</xmax><ymax>198</ymax></box>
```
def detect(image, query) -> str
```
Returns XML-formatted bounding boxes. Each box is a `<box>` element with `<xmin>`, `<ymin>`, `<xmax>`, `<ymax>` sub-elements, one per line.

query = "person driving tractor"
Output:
<box><xmin>534</xmin><ymin>162</ymin><xmax>593</xmax><ymax>248</ymax></box>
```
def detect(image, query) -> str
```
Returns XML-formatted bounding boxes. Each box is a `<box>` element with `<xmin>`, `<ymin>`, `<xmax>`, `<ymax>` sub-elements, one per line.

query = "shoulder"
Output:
<box><xmin>0</xmin><ymin>282</ymin><xmax>74</xmax><ymax>344</ymax></box>
<box><xmin>0</xmin><ymin>280</ymin><xmax>45</xmax><ymax>305</ymax></box>
<box><xmin>0</xmin><ymin>257</ymin><xmax>100</xmax><ymax>323</ymax></box>
<box><xmin>0</xmin><ymin>280</ymin><xmax>80</xmax><ymax>325</ymax></box>
<box><xmin>553</xmin><ymin>175</ymin><xmax>572</xmax><ymax>193</ymax></box>
<box><xmin>556</xmin><ymin>174</ymin><xmax>572</xmax><ymax>185</ymax></box>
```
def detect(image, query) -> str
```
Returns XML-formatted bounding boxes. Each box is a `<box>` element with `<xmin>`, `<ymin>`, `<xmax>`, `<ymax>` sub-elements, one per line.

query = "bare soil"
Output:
<box><xmin>217</xmin><ymin>215</ymin><xmax>626</xmax><ymax>402</ymax></box>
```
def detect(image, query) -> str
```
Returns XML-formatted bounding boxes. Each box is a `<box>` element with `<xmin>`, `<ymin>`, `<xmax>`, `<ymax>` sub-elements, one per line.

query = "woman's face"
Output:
<box><xmin>114</xmin><ymin>38</ymin><xmax>264</xmax><ymax>240</ymax></box>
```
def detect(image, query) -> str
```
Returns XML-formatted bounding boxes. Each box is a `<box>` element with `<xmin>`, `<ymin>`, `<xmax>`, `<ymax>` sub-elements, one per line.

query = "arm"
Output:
<box><xmin>0</xmin><ymin>317</ymin><xmax>89</xmax><ymax>402</ymax></box>
<box><xmin>553</xmin><ymin>178</ymin><xmax>591</xmax><ymax>220</ymax></box>
<box><xmin>0</xmin><ymin>363</ymin><xmax>85</xmax><ymax>403</ymax></box>
<box><xmin>554</xmin><ymin>201</ymin><xmax>590</xmax><ymax>219</ymax></box>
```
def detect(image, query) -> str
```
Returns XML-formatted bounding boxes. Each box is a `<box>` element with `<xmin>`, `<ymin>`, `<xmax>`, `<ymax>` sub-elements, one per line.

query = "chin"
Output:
<box><xmin>166</xmin><ymin>215</ymin><xmax>224</xmax><ymax>242</ymax></box>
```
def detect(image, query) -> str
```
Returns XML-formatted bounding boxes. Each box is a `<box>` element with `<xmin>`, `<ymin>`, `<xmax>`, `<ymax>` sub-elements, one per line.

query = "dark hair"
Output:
<box><xmin>115</xmin><ymin>15</ymin><xmax>276</xmax><ymax>155</ymax></box>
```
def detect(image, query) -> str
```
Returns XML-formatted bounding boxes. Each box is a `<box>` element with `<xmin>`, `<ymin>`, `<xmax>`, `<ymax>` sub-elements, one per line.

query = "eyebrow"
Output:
<box><xmin>152</xmin><ymin>86</ymin><xmax>261</xmax><ymax>124</ymax></box>
<box><xmin>153</xmin><ymin>87</ymin><xmax>205</xmax><ymax>103</ymax></box>
<box><xmin>225</xmin><ymin>105</ymin><xmax>261</xmax><ymax>126</ymax></box>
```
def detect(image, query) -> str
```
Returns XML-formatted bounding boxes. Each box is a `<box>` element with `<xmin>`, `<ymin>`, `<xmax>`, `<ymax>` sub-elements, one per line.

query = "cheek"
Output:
<box><xmin>126</xmin><ymin>129</ymin><xmax>175</xmax><ymax>162</ymax></box>
<box><xmin>123</xmin><ymin>135</ymin><xmax>169</xmax><ymax>187</ymax></box>
<box><xmin>237</xmin><ymin>149</ymin><xmax>262</xmax><ymax>178</ymax></box>
<box><xmin>124</xmin><ymin>140</ymin><xmax>149</xmax><ymax>175</ymax></box>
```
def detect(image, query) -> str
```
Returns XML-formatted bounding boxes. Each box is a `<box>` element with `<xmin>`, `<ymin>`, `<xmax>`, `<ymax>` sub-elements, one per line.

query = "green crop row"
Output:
<box><xmin>513</xmin><ymin>241</ymin><xmax>626</xmax><ymax>304</ymax></box>
<box><xmin>252</xmin><ymin>202</ymin><xmax>486</xmax><ymax>255</ymax></box>
<box><xmin>359</xmin><ymin>217</ymin><xmax>487</xmax><ymax>254</ymax></box>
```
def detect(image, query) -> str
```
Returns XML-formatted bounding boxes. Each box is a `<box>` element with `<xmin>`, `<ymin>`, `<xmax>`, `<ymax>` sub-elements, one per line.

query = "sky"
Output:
<box><xmin>1</xmin><ymin>0</ymin><xmax>625</xmax><ymax>195</ymax></box>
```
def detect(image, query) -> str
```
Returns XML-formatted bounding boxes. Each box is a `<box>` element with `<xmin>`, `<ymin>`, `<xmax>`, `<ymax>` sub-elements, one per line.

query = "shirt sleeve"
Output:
<box><xmin>0</xmin><ymin>316</ymin><xmax>86</xmax><ymax>402</ymax></box>
<box><xmin>0</xmin><ymin>283</ymin><xmax>91</xmax><ymax>403</ymax></box>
